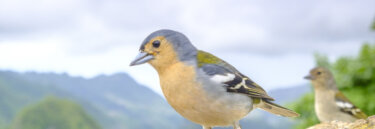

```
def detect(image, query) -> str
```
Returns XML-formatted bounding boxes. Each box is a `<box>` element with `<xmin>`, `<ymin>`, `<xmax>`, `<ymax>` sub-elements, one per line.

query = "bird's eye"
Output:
<box><xmin>152</xmin><ymin>40</ymin><xmax>160</xmax><ymax>48</ymax></box>
<box><xmin>317</xmin><ymin>72</ymin><xmax>321</xmax><ymax>75</ymax></box>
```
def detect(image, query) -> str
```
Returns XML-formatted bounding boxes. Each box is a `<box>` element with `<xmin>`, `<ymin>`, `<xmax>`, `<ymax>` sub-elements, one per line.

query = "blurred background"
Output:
<box><xmin>0</xmin><ymin>0</ymin><xmax>374</xmax><ymax>129</ymax></box>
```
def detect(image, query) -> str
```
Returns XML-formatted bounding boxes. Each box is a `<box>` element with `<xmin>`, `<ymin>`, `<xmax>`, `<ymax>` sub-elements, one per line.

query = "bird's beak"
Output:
<box><xmin>304</xmin><ymin>75</ymin><xmax>315</xmax><ymax>80</ymax></box>
<box><xmin>130</xmin><ymin>52</ymin><xmax>155</xmax><ymax>66</ymax></box>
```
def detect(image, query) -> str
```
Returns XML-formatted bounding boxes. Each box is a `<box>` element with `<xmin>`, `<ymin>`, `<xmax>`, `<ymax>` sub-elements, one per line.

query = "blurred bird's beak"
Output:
<box><xmin>130</xmin><ymin>52</ymin><xmax>155</xmax><ymax>66</ymax></box>
<box><xmin>304</xmin><ymin>75</ymin><xmax>314</xmax><ymax>80</ymax></box>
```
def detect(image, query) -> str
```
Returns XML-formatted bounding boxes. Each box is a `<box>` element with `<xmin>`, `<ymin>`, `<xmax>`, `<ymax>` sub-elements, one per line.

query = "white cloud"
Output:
<box><xmin>0</xmin><ymin>0</ymin><xmax>374</xmax><ymax>95</ymax></box>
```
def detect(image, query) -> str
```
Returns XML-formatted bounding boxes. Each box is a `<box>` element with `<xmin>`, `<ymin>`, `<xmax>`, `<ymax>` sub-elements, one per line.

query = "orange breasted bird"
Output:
<box><xmin>130</xmin><ymin>29</ymin><xmax>299</xmax><ymax>129</ymax></box>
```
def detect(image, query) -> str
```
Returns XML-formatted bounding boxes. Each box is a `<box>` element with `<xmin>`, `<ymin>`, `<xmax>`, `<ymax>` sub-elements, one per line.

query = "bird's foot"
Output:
<box><xmin>233</xmin><ymin>121</ymin><xmax>242</xmax><ymax>129</ymax></box>
<box><xmin>202</xmin><ymin>126</ymin><xmax>212</xmax><ymax>129</ymax></box>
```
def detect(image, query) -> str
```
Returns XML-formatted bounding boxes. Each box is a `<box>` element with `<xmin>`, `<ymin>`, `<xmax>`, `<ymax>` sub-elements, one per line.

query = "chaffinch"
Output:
<box><xmin>304</xmin><ymin>67</ymin><xmax>367</xmax><ymax>122</ymax></box>
<box><xmin>130</xmin><ymin>29</ymin><xmax>299</xmax><ymax>129</ymax></box>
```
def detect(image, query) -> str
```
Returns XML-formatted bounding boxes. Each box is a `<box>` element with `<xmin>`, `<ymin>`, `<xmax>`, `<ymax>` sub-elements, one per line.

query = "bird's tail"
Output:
<box><xmin>254</xmin><ymin>99</ymin><xmax>299</xmax><ymax>117</ymax></box>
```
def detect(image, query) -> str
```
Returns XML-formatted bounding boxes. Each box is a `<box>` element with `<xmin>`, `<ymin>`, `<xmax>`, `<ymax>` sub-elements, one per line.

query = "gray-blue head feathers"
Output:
<box><xmin>141</xmin><ymin>29</ymin><xmax>197</xmax><ymax>61</ymax></box>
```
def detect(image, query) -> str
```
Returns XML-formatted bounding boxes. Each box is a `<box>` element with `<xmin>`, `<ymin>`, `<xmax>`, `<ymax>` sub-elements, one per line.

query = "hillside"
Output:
<box><xmin>0</xmin><ymin>71</ymin><xmax>198</xmax><ymax>129</ymax></box>
<box><xmin>10</xmin><ymin>97</ymin><xmax>101</xmax><ymax>129</ymax></box>
<box><xmin>18</xmin><ymin>72</ymin><xmax>198</xmax><ymax>129</ymax></box>
<box><xmin>0</xmin><ymin>71</ymin><xmax>70</xmax><ymax>129</ymax></box>
<box><xmin>0</xmin><ymin>70</ymin><xmax>309</xmax><ymax>129</ymax></box>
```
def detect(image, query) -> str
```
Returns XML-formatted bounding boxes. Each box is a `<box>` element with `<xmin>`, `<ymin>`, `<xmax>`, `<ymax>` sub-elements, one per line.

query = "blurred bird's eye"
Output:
<box><xmin>152</xmin><ymin>40</ymin><xmax>161</xmax><ymax>48</ymax></box>
<box><xmin>317</xmin><ymin>72</ymin><xmax>321</xmax><ymax>75</ymax></box>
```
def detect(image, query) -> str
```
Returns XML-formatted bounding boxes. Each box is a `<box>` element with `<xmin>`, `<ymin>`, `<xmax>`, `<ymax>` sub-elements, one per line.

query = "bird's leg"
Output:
<box><xmin>233</xmin><ymin>121</ymin><xmax>242</xmax><ymax>129</ymax></box>
<box><xmin>202</xmin><ymin>126</ymin><xmax>212</xmax><ymax>129</ymax></box>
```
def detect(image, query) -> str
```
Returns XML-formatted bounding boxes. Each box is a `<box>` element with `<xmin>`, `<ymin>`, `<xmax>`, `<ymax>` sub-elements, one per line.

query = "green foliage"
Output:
<box><xmin>314</xmin><ymin>53</ymin><xmax>330</xmax><ymax>68</ymax></box>
<box><xmin>9</xmin><ymin>96</ymin><xmax>101</xmax><ymax>129</ymax></box>
<box><xmin>372</xmin><ymin>20</ymin><xmax>375</xmax><ymax>30</ymax></box>
<box><xmin>333</xmin><ymin>44</ymin><xmax>375</xmax><ymax>115</ymax></box>
<box><xmin>289</xmin><ymin>93</ymin><xmax>319</xmax><ymax>129</ymax></box>
<box><xmin>291</xmin><ymin>43</ymin><xmax>375</xmax><ymax>129</ymax></box>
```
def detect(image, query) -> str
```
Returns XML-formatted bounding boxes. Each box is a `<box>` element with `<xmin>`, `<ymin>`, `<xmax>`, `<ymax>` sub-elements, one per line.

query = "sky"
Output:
<box><xmin>0</xmin><ymin>0</ymin><xmax>374</xmax><ymax>95</ymax></box>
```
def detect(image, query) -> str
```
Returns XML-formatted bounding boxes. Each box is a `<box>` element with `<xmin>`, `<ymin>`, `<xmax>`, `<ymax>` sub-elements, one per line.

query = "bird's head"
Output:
<box><xmin>304</xmin><ymin>67</ymin><xmax>336</xmax><ymax>89</ymax></box>
<box><xmin>130</xmin><ymin>29</ymin><xmax>197</xmax><ymax>70</ymax></box>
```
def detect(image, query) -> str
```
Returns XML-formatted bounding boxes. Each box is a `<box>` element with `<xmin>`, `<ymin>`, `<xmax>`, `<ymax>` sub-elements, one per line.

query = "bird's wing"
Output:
<box><xmin>197</xmin><ymin>50</ymin><xmax>274</xmax><ymax>101</ymax></box>
<box><xmin>334</xmin><ymin>92</ymin><xmax>367</xmax><ymax>119</ymax></box>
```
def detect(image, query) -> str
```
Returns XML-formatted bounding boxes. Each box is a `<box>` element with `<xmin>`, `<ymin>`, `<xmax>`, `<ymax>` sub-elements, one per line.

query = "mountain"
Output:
<box><xmin>0</xmin><ymin>70</ymin><xmax>310</xmax><ymax>129</ymax></box>
<box><xmin>0</xmin><ymin>71</ymin><xmax>198</xmax><ymax>129</ymax></box>
<box><xmin>19</xmin><ymin>72</ymin><xmax>199</xmax><ymax>129</ymax></box>
<box><xmin>10</xmin><ymin>97</ymin><xmax>101</xmax><ymax>129</ymax></box>
<box><xmin>0</xmin><ymin>71</ymin><xmax>71</xmax><ymax>129</ymax></box>
<box><xmin>268</xmin><ymin>84</ymin><xmax>311</xmax><ymax>104</ymax></box>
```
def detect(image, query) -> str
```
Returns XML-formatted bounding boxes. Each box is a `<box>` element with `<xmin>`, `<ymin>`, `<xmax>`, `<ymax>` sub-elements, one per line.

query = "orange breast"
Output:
<box><xmin>158</xmin><ymin>62</ymin><xmax>251</xmax><ymax>126</ymax></box>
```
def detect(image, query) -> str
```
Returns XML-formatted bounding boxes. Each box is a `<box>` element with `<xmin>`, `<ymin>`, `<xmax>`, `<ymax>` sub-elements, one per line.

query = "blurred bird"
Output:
<box><xmin>130</xmin><ymin>29</ymin><xmax>299</xmax><ymax>129</ymax></box>
<box><xmin>304</xmin><ymin>67</ymin><xmax>367</xmax><ymax>122</ymax></box>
